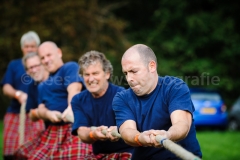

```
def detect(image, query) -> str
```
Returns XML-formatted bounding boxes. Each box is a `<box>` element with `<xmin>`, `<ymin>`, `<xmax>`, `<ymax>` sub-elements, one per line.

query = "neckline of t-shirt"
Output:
<box><xmin>90</xmin><ymin>83</ymin><xmax>111</xmax><ymax>100</ymax></box>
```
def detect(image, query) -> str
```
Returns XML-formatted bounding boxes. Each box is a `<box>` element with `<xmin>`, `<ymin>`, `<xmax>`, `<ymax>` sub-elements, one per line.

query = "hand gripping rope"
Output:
<box><xmin>90</xmin><ymin>126</ymin><xmax>201</xmax><ymax>160</ymax></box>
<box><xmin>155</xmin><ymin>135</ymin><xmax>201</xmax><ymax>160</ymax></box>
<box><xmin>62</xmin><ymin>114</ymin><xmax>201</xmax><ymax>160</ymax></box>
<box><xmin>56</xmin><ymin>113</ymin><xmax>74</xmax><ymax>123</ymax></box>
<box><xmin>90</xmin><ymin>126</ymin><xmax>121</xmax><ymax>138</ymax></box>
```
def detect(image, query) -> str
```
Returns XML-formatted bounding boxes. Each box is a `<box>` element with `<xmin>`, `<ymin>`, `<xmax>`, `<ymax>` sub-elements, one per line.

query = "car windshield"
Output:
<box><xmin>191</xmin><ymin>92</ymin><xmax>221</xmax><ymax>101</ymax></box>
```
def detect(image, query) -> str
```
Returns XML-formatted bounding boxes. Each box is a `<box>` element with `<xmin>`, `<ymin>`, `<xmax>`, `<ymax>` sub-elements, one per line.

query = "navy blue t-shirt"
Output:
<box><xmin>113</xmin><ymin>76</ymin><xmax>202</xmax><ymax>160</ymax></box>
<box><xmin>38</xmin><ymin>61</ymin><xmax>83</xmax><ymax>116</ymax></box>
<box><xmin>25</xmin><ymin>80</ymin><xmax>39</xmax><ymax>113</ymax></box>
<box><xmin>1</xmin><ymin>59</ymin><xmax>32</xmax><ymax>113</ymax></box>
<box><xmin>26</xmin><ymin>80</ymin><xmax>50</xmax><ymax>128</ymax></box>
<box><xmin>71</xmin><ymin>83</ymin><xmax>133</xmax><ymax>155</ymax></box>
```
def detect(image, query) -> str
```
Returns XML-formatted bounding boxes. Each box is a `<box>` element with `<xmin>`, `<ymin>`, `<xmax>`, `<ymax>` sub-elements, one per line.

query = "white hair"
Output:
<box><xmin>20</xmin><ymin>31</ymin><xmax>41</xmax><ymax>48</ymax></box>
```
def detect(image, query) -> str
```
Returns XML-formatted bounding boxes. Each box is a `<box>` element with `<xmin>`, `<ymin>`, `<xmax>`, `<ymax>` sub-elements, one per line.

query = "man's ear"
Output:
<box><xmin>105</xmin><ymin>72</ymin><xmax>111</xmax><ymax>80</ymax></box>
<box><xmin>149</xmin><ymin>60</ymin><xmax>157</xmax><ymax>72</ymax></box>
<box><xmin>26</xmin><ymin>70</ymin><xmax>30</xmax><ymax>75</ymax></box>
<box><xmin>57</xmin><ymin>48</ymin><xmax>63</xmax><ymax>58</ymax></box>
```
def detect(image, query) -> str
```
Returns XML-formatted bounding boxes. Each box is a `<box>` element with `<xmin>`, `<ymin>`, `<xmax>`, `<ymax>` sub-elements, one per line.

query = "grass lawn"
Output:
<box><xmin>197</xmin><ymin>130</ymin><xmax>240</xmax><ymax>160</ymax></box>
<box><xmin>0</xmin><ymin>121</ymin><xmax>239</xmax><ymax>159</ymax></box>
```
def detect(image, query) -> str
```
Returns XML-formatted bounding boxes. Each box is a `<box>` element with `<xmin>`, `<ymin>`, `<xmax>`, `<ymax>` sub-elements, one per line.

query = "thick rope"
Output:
<box><xmin>90</xmin><ymin>126</ymin><xmax>201</xmax><ymax>160</ymax></box>
<box><xmin>90</xmin><ymin>126</ymin><xmax>121</xmax><ymax>138</ymax></box>
<box><xmin>155</xmin><ymin>135</ymin><xmax>201</xmax><ymax>160</ymax></box>
<box><xmin>56</xmin><ymin>113</ymin><xmax>74</xmax><ymax>123</ymax></box>
<box><xmin>72</xmin><ymin>117</ymin><xmax>200</xmax><ymax>159</ymax></box>
<box><xmin>19</xmin><ymin>102</ymin><xmax>26</xmax><ymax>146</ymax></box>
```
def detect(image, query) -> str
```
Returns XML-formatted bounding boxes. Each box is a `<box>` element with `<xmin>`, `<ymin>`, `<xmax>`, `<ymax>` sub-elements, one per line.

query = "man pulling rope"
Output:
<box><xmin>112</xmin><ymin>44</ymin><xmax>202</xmax><ymax>159</ymax></box>
<box><xmin>71</xmin><ymin>51</ymin><xmax>134</xmax><ymax>159</ymax></box>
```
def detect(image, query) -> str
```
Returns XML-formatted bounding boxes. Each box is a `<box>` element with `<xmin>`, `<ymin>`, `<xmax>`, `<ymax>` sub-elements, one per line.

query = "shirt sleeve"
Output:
<box><xmin>71</xmin><ymin>94</ymin><xmax>89</xmax><ymax>135</ymax></box>
<box><xmin>26</xmin><ymin>83</ymin><xmax>39</xmax><ymax>112</ymax></box>
<box><xmin>112</xmin><ymin>91</ymin><xmax>136</xmax><ymax>130</ymax></box>
<box><xmin>26</xmin><ymin>85</ymin><xmax>34</xmax><ymax>112</ymax></box>
<box><xmin>1</xmin><ymin>61</ymin><xmax>15</xmax><ymax>86</ymax></box>
<box><xmin>167</xmin><ymin>78</ymin><xmax>195</xmax><ymax>114</ymax></box>
<box><xmin>63</xmin><ymin>62</ymin><xmax>83</xmax><ymax>89</ymax></box>
<box><xmin>38</xmin><ymin>83</ymin><xmax>44</xmax><ymax>105</ymax></box>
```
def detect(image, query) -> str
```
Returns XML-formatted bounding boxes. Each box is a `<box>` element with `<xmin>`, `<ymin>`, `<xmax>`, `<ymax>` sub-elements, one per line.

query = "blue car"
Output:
<box><xmin>190</xmin><ymin>88</ymin><xmax>228</xmax><ymax>129</ymax></box>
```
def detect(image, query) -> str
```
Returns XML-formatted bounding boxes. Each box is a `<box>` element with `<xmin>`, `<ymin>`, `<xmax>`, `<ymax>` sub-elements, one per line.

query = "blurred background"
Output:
<box><xmin>0</xmin><ymin>0</ymin><xmax>240</xmax><ymax>158</ymax></box>
<box><xmin>1</xmin><ymin>0</ymin><xmax>240</xmax><ymax>117</ymax></box>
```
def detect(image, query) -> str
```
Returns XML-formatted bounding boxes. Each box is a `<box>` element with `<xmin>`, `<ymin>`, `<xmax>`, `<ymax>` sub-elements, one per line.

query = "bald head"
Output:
<box><xmin>38</xmin><ymin>41</ymin><xmax>63</xmax><ymax>73</ymax></box>
<box><xmin>38</xmin><ymin>41</ymin><xmax>58</xmax><ymax>51</ymax></box>
<box><xmin>122</xmin><ymin>44</ymin><xmax>157</xmax><ymax>67</ymax></box>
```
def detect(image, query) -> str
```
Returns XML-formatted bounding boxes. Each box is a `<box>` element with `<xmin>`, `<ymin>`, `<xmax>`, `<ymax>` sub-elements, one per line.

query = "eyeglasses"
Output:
<box><xmin>26</xmin><ymin>64</ymin><xmax>42</xmax><ymax>71</ymax></box>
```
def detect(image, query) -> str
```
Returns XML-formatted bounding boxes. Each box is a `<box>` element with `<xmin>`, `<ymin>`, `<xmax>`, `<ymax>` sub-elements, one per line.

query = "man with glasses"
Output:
<box><xmin>22</xmin><ymin>52</ymin><xmax>49</xmax><ymax>121</ymax></box>
<box><xmin>14</xmin><ymin>52</ymin><xmax>48</xmax><ymax>159</ymax></box>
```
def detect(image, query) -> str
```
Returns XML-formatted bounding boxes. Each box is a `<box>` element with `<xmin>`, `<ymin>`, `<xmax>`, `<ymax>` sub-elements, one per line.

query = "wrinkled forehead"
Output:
<box><xmin>122</xmin><ymin>58</ymin><xmax>144</xmax><ymax>72</ymax></box>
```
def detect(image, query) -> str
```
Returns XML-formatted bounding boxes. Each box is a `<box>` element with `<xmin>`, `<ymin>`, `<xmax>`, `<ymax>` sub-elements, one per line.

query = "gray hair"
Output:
<box><xmin>78</xmin><ymin>51</ymin><xmax>113</xmax><ymax>79</ymax></box>
<box><xmin>20</xmin><ymin>31</ymin><xmax>41</xmax><ymax>48</ymax></box>
<box><xmin>22</xmin><ymin>52</ymin><xmax>39</xmax><ymax>70</ymax></box>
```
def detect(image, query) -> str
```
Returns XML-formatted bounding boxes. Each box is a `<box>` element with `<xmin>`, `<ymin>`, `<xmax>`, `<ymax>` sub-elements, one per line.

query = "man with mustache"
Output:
<box><xmin>112</xmin><ymin>44</ymin><xmax>202</xmax><ymax>160</ymax></box>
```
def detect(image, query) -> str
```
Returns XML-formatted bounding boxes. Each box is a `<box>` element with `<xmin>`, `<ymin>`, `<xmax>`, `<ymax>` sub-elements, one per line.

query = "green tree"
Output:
<box><xmin>0</xmin><ymin>0</ymin><xmax>130</xmax><ymax>118</ymax></box>
<box><xmin>112</xmin><ymin>0</ymin><xmax>240</xmax><ymax>105</ymax></box>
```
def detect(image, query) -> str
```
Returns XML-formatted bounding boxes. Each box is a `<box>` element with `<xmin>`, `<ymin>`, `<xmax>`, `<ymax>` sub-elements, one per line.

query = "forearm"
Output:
<box><xmin>68</xmin><ymin>92</ymin><xmax>76</xmax><ymax>105</ymax></box>
<box><xmin>67</xmin><ymin>82</ymin><xmax>82</xmax><ymax>105</ymax></box>
<box><xmin>3</xmin><ymin>84</ymin><xmax>18</xmax><ymax>99</ymax></box>
<box><xmin>77</xmin><ymin>127</ymin><xmax>95</xmax><ymax>144</ymax></box>
<box><xmin>167</xmin><ymin>121</ymin><xmax>190</xmax><ymax>142</ymax></box>
<box><xmin>3</xmin><ymin>84</ymin><xmax>27</xmax><ymax>104</ymax></box>
<box><xmin>167</xmin><ymin>110</ymin><xmax>192</xmax><ymax>142</ymax></box>
<box><xmin>120</xmin><ymin>128</ymin><xmax>141</xmax><ymax>147</ymax></box>
<box><xmin>38</xmin><ymin>104</ymin><xmax>50</xmax><ymax>120</ymax></box>
<box><xmin>29</xmin><ymin>108</ymin><xmax>40</xmax><ymax>121</ymax></box>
